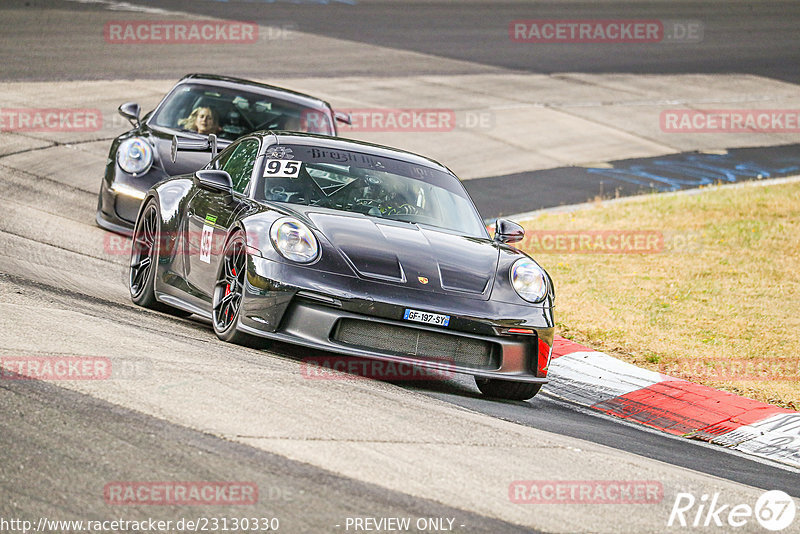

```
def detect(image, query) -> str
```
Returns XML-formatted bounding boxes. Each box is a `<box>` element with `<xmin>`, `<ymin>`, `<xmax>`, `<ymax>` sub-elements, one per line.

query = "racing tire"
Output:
<box><xmin>129</xmin><ymin>199</ymin><xmax>165</xmax><ymax>310</ymax></box>
<box><xmin>474</xmin><ymin>377</ymin><xmax>542</xmax><ymax>401</ymax></box>
<box><xmin>212</xmin><ymin>231</ymin><xmax>263</xmax><ymax>348</ymax></box>
<box><xmin>129</xmin><ymin>199</ymin><xmax>192</xmax><ymax>317</ymax></box>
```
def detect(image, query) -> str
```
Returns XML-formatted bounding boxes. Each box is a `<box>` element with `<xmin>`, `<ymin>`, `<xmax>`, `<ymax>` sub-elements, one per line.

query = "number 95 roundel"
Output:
<box><xmin>264</xmin><ymin>159</ymin><xmax>301</xmax><ymax>178</ymax></box>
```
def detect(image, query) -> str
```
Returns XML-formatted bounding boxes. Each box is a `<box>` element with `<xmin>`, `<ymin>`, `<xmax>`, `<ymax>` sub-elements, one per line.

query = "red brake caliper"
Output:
<box><xmin>225</xmin><ymin>266</ymin><xmax>237</xmax><ymax>321</ymax></box>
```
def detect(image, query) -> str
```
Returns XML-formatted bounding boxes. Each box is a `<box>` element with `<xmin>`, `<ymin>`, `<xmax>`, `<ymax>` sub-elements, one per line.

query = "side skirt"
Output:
<box><xmin>156</xmin><ymin>291</ymin><xmax>212</xmax><ymax>320</ymax></box>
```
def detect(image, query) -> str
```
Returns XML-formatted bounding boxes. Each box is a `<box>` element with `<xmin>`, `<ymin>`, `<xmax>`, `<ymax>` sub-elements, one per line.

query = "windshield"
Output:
<box><xmin>255</xmin><ymin>145</ymin><xmax>488</xmax><ymax>238</ymax></box>
<box><xmin>150</xmin><ymin>83</ymin><xmax>334</xmax><ymax>140</ymax></box>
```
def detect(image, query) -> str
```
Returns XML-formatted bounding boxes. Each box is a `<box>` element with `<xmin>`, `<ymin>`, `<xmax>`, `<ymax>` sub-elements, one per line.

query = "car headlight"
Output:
<box><xmin>117</xmin><ymin>137</ymin><xmax>153</xmax><ymax>175</ymax></box>
<box><xmin>510</xmin><ymin>257</ymin><xmax>548</xmax><ymax>303</ymax></box>
<box><xmin>269</xmin><ymin>217</ymin><xmax>319</xmax><ymax>263</ymax></box>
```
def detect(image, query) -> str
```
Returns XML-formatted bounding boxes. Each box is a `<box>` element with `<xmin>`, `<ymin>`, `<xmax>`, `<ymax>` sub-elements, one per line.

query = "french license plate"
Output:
<box><xmin>403</xmin><ymin>309</ymin><xmax>450</xmax><ymax>327</ymax></box>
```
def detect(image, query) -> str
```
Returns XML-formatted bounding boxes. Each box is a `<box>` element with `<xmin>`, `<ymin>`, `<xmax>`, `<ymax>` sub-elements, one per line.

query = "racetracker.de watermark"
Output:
<box><xmin>510</xmin><ymin>19</ymin><xmax>703</xmax><ymax>43</ymax></box>
<box><xmin>303</xmin><ymin>108</ymin><xmax>459</xmax><ymax>133</ymax></box>
<box><xmin>93</xmin><ymin>108</ymin><xmax>492</xmax><ymax>135</ymax></box>
<box><xmin>104</xmin><ymin>482</ymin><xmax>258</xmax><ymax>506</ymax></box>
<box><xmin>658</xmin><ymin>358</ymin><xmax>800</xmax><ymax>382</ymax></box>
<box><xmin>103</xmin><ymin>232</ymin><xmax>266</xmax><ymax>258</ymax></box>
<box><xmin>0</xmin><ymin>356</ymin><xmax>152</xmax><ymax>381</ymax></box>
<box><xmin>661</xmin><ymin>109</ymin><xmax>800</xmax><ymax>133</ymax></box>
<box><xmin>509</xmin><ymin>480</ymin><xmax>663</xmax><ymax>504</ymax></box>
<box><xmin>1</xmin><ymin>357</ymin><xmax>111</xmax><ymax>380</ymax></box>
<box><xmin>0</xmin><ymin>108</ymin><xmax>102</xmax><ymax>132</ymax></box>
<box><xmin>519</xmin><ymin>230</ymin><xmax>703</xmax><ymax>254</ymax></box>
<box><xmin>104</xmin><ymin>20</ymin><xmax>259</xmax><ymax>44</ymax></box>
<box><xmin>301</xmin><ymin>356</ymin><xmax>456</xmax><ymax>381</ymax></box>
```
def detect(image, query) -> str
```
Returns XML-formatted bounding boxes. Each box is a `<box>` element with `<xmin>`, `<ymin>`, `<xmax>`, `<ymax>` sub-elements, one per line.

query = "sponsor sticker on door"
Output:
<box><xmin>200</xmin><ymin>224</ymin><xmax>213</xmax><ymax>264</ymax></box>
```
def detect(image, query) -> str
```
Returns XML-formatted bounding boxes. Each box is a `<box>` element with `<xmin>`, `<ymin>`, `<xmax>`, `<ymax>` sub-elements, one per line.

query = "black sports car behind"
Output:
<box><xmin>97</xmin><ymin>73</ymin><xmax>349</xmax><ymax>234</ymax></box>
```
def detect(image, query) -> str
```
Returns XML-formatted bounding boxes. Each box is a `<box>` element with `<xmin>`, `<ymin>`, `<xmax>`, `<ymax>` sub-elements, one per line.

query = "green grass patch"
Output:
<box><xmin>517</xmin><ymin>180</ymin><xmax>800</xmax><ymax>410</ymax></box>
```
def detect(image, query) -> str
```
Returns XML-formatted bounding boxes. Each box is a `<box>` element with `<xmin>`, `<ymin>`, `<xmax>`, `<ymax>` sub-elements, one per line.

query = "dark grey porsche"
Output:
<box><xmin>129</xmin><ymin>132</ymin><xmax>555</xmax><ymax>400</ymax></box>
<box><xmin>97</xmin><ymin>73</ymin><xmax>349</xmax><ymax>234</ymax></box>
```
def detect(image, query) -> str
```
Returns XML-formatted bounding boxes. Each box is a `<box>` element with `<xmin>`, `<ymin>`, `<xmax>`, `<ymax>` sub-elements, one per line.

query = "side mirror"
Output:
<box><xmin>171</xmin><ymin>133</ymin><xmax>218</xmax><ymax>164</ymax></box>
<box><xmin>334</xmin><ymin>111</ymin><xmax>352</xmax><ymax>125</ymax></box>
<box><xmin>195</xmin><ymin>170</ymin><xmax>233</xmax><ymax>193</ymax></box>
<box><xmin>494</xmin><ymin>218</ymin><xmax>525</xmax><ymax>244</ymax></box>
<box><xmin>118</xmin><ymin>102</ymin><xmax>141</xmax><ymax>127</ymax></box>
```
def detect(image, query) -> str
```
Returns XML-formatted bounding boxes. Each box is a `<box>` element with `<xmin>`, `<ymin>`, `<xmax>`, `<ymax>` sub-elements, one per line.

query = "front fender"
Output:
<box><xmin>491</xmin><ymin>245</ymin><xmax>556</xmax><ymax>310</ymax></box>
<box><xmin>139</xmin><ymin>177</ymin><xmax>195</xmax><ymax>293</ymax></box>
<box><xmin>152</xmin><ymin>176</ymin><xmax>194</xmax><ymax>232</ymax></box>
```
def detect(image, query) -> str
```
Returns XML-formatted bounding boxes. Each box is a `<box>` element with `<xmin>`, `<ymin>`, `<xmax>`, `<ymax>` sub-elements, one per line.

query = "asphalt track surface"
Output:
<box><xmin>467</xmin><ymin>143</ymin><xmax>800</xmax><ymax>219</ymax></box>
<box><xmin>0</xmin><ymin>346</ymin><xmax>534</xmax><ymax>534</ymax></box>
<box><xmin>161</xmin><ymin>0</ymin><xmax>800</xmax><ymax>83</ymax></box>
<box><xmin>1</xmin><ymin>1</ymin><xmax>800</xmax><ymax>532</ymax></box>
<box><xmin>3</xmin><ymin>0</ymin><xmax>800</xmax><ymax>83</ymax></box>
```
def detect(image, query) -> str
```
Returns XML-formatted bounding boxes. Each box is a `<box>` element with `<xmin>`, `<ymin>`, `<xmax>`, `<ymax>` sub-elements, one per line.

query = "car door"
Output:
<box><xmin>184</xmin><ymin>137</ymin><xmax>261</xmax><ymax>298</ymax></box>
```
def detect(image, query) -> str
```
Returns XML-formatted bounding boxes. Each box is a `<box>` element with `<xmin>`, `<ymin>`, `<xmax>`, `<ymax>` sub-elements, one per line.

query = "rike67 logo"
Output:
<box><xmin>668</xmin><ymin>490</ymin><xmax>796</xmax><ymax>531</ymax></box>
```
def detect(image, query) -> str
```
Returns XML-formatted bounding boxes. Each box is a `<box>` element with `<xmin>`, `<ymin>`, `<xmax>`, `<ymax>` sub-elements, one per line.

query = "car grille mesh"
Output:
<box><xmin>333</xmin><ymin>319</ymin><xmax>497</xmax><ymax>369</ymax></box>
